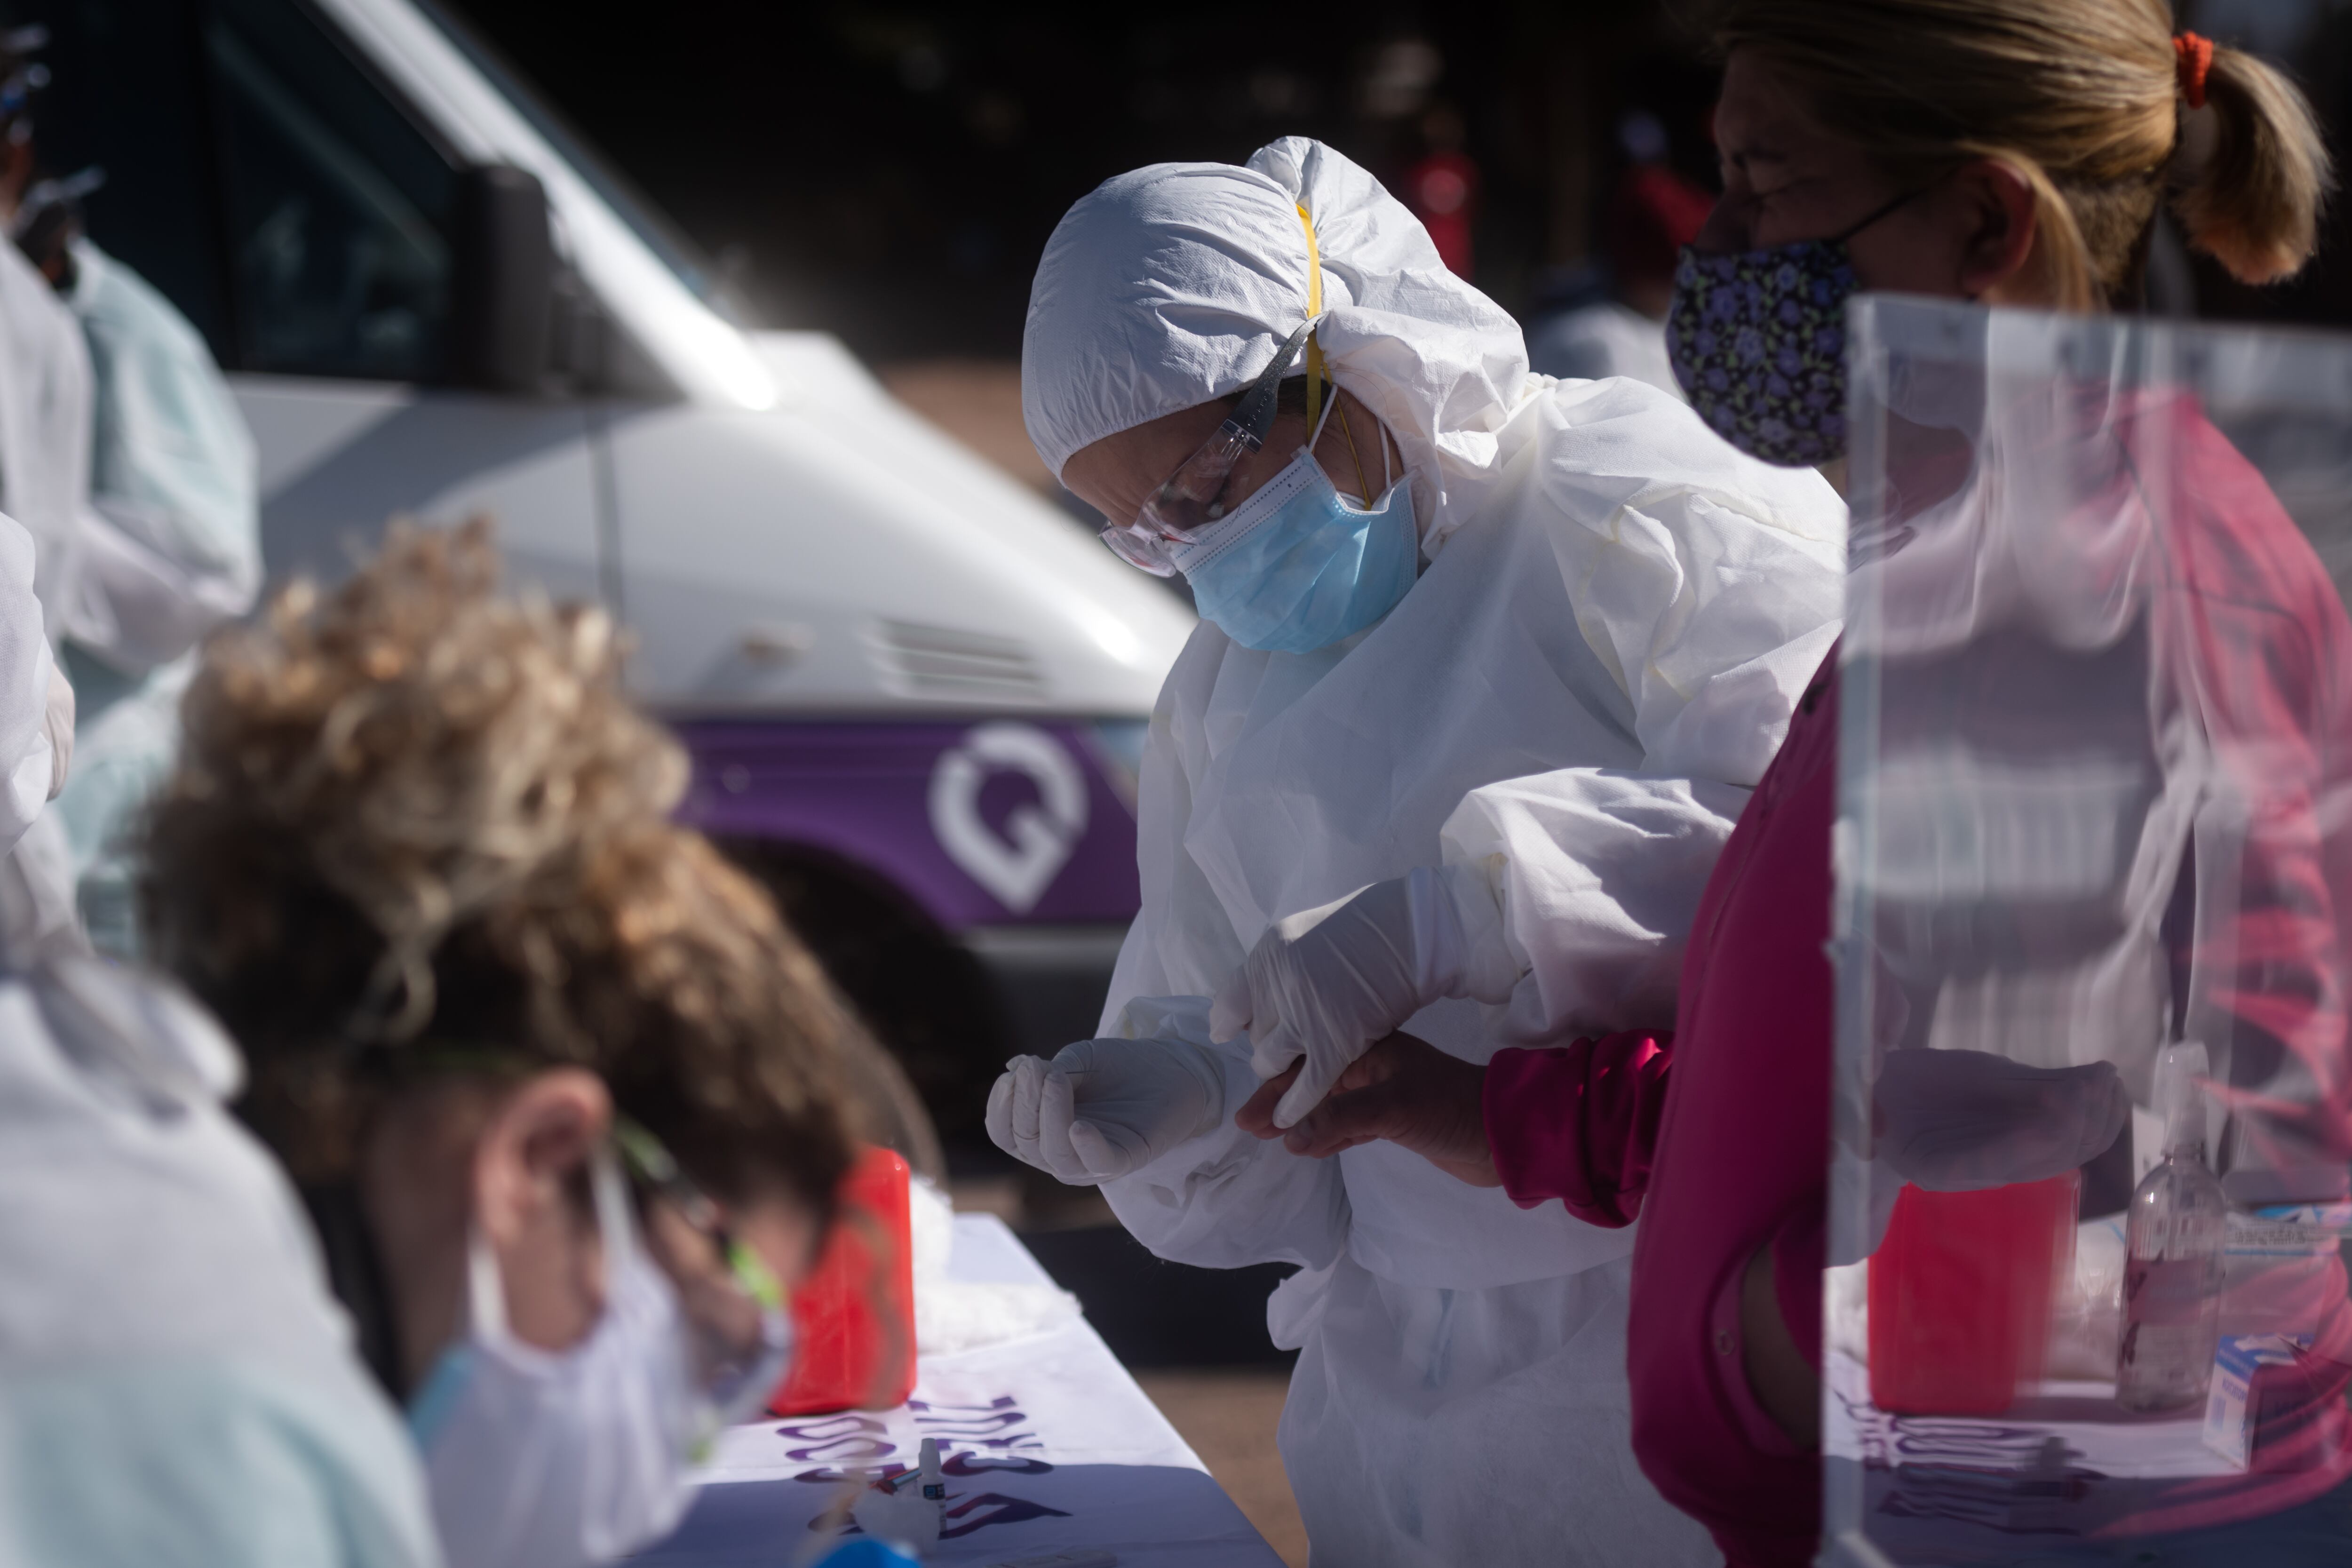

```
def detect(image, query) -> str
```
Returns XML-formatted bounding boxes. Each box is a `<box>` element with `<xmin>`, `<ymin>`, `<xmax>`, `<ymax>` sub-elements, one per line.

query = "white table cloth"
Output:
<box><xmin>631</xmin><ymin>1214</ymin><xmax>1285</xmax><ymax>1567</ymax></box>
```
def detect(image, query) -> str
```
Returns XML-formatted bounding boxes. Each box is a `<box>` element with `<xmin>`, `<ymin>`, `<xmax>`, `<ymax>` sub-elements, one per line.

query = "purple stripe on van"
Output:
<box><xmin>673</xmin><ymin>718</ymin><xmax>1142</xmax><ymax>930</ymax></box>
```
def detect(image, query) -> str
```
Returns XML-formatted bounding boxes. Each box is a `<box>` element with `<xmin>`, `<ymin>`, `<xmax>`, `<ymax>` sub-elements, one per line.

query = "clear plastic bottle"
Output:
<box><xmin>2116</xmin><ymin>1043</ymin><xmax>2228</xmax><ymax>1412</ymax></box>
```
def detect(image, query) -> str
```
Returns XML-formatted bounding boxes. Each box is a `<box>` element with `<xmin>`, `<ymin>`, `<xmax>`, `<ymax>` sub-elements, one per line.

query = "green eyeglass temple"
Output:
<box><xmin>613</xmin><ymin>1115</ymin><xmax>784</xmax><ymax>1313</ymax></box>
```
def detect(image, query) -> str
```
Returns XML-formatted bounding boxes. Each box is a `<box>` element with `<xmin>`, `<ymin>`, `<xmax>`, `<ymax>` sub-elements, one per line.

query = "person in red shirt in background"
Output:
<box><xmin>1227</xmin><ymin>2</ymin><xmax>2352</xmax><ymax>1561</ymax></box>
<box><xmin>1401</xmin><ymin>102</ymin><xmax>1478</xmax><ymax>278</ymax></box>
<box><xmin>1527</xmin><ymin>111</ymin><xmax>1718</xmax><ymax>397</ymax></box>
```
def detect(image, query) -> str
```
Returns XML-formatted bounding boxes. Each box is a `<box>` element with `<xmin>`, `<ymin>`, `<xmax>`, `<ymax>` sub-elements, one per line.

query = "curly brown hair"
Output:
<box><xmin>140</xmin><ymin>521</ymin><xmax>859</xmax><ymax>1213</ymax></box>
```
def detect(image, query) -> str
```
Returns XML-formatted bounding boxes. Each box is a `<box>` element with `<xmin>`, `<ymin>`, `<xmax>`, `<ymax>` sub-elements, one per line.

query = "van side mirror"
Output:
<box><xmin>449</xmin><ymin>163</ymin><xmax>554</xmax><ymax>393</ymax></box>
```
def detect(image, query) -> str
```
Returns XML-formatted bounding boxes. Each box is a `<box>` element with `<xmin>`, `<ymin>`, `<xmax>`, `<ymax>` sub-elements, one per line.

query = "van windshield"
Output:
<box><xmin>413</xmin><ymin>0</ymin><xmax>756</xmax><ymax>326</ymax></box>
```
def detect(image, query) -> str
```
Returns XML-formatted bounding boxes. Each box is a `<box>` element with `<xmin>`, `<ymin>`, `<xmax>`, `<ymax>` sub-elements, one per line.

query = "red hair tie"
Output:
<box><xmin>2174</xmin><ymin>31</ymin><xmax>2214</xmax><ymax>111</ymax></box>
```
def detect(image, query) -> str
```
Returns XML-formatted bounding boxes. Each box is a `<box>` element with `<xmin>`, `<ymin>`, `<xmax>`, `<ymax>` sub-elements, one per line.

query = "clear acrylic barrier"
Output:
<box><xmin>1828</xmin><ymin>296</ymin><xmax>2352</xmax><ymax>1564</ymax></box>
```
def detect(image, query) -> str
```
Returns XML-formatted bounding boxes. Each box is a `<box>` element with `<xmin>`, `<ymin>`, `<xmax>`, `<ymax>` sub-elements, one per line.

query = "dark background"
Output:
<box><xmin>431</xmin><ymin>0</ymin><xmax>1736</xmax><ymax>362</ymax></box>
<box><xmin>436</xmin><ymin>0</ymin><xmax>2352</xmax><ymax>369</ymax></box>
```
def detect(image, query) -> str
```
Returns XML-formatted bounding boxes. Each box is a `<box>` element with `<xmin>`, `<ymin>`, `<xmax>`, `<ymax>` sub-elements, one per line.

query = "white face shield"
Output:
<box><xmin>1828</xmin><ymin>295</ymin><xmax>2352</xmax><ymax>1553</ymax></box>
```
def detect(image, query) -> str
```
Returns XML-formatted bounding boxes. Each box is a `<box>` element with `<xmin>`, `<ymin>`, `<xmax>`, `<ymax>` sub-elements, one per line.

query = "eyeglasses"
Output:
<box><xmin>1099</xmin><ymin>321</ymin><xmax>1313</xmax><ymax>577</ymax></box>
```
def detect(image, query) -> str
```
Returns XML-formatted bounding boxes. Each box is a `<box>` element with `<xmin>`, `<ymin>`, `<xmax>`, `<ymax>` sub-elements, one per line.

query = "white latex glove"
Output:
<box><xmin>1876</xmin><ymin>1049</ymin><xmax>2129</xmax><ymax>1193</ymax></box>
<box><xmin>1211</xmin><ymin>864</ymin><xmax>1515</xmax><ymax>1130</ymax></box>
<box><xmin>985</xmin><ymin>1035</ymin><xmax>1224</xmax><ymax>1186</ymax></box>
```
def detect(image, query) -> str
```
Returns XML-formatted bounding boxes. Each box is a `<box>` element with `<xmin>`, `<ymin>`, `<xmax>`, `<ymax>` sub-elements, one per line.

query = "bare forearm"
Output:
<box><xmin>1740</xmin><ymin>1242</ymin><xmax>1820</xmax><ymax>1449</ymax></box>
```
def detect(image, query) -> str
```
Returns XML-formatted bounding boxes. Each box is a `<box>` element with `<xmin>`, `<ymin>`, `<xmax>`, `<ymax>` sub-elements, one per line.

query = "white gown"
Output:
<box><xmin>0</xmin><ymin>956</ymin><xmax>441</xmax><ymax>1568</ymax></box>
<box><xmin>1098</xmin><ymin>372</ymin><xmax>1844</xmax><ymax>1566</ymax></box>
<box><xmin>53</xmin><ymin>239</ymin><xmax>261</xmax><ymax>953</ymax></box>
<box><xmin>0</xmin><ymin>235</ymin><xmax>261</xmax><ymax>956</ymax></box>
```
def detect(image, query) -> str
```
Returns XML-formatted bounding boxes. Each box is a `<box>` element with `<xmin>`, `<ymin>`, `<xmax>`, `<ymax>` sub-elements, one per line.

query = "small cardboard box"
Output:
<box><xmin>2202</xmin><ymin>1333</ymin><xmax>2312</xmax><ymax>1469</ymax></box>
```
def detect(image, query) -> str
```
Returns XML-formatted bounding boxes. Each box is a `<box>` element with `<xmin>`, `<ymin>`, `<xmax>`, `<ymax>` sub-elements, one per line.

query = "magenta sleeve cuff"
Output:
<box><xmin>1481</xmin><ymin>1033</ymin><xmax>1675</xmax><ymax>1227</ymax></box>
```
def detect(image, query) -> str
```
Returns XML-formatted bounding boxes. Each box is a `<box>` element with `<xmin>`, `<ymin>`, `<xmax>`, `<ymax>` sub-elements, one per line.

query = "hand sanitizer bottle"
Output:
<box><xmin>2116</xmin><ymin>1043</ymin><xmax>2227</xmax><ymax>1412</ymax></box>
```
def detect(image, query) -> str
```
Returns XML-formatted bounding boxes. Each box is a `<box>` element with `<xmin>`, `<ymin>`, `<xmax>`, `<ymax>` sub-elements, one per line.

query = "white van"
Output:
<box><xmin>30</xmin><ymin>0</ymin><xmax>1192</xmax><ymax>1142</ymax></box>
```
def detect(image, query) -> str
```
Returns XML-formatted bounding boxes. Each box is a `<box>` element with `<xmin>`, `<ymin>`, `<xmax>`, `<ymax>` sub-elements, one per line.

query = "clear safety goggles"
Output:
<box><xmin>1099</xmin><ymin>321</ymin><xmax>1314</xmax><ymax>577</ymax></box>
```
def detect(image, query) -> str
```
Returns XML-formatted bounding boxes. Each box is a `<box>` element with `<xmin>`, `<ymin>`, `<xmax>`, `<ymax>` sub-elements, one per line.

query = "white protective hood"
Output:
<box><xmin>1023</xmin><ymin>136</ymin><xmax>1530</xmax><ymax>554</ymax></box>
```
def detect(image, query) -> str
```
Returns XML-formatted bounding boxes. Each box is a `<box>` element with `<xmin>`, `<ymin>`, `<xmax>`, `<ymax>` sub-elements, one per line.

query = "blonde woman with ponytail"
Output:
<box><xmin>1627</xmin><ymin>6</ymin><xmax>2350</xmax><ymax>1563</ymax></box>
<box><xmin>1236</xmin><ymin>5</ymin><xmax>2351</xmax><ymax>1563</ymax></box>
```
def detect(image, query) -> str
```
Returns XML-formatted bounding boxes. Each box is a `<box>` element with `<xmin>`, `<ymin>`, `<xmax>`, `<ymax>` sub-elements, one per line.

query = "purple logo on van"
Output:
<box><xmin>674</xmin><ymin>718</ymin><xmax>1142</xmax><ymax>931</ymax></box>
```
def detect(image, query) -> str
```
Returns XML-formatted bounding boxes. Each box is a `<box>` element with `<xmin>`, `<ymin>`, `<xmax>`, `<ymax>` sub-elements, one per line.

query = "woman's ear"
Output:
<box><xmin>1949</xmin><ymin>158</ymin><xmax>2041</xmax><ymax>302</ymax></box>
<box><xmin>470</xmin><ymin>1067</ymin><xmax>612</xmax><ymax>1252</ymax></box>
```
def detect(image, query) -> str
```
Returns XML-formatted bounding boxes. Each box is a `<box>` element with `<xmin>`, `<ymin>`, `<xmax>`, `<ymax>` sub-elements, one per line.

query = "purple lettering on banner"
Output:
<box><xmin>777</xmin><ymin>1392</ymin><xmax>1048</xmax><ymax>1482</ymax></box>
<box><xmin>784</xmin><ymin>1436</ymin><xmax>897</xmax><ymax>1463</ymax></box>
<box><xmin>773</xmin><ymin>1413</ymin><xmax>898</xmax><ymax>1464</ymax></box>
<box><xmin>939</xmin><ymin>1493</ymin><xmax>1075</xmax><ymax>1539</ymax></box>
<box><xmin>911</xmin><ymin>1412</ymin><xmax>1030</xmax><ymax>1435</ymax></box>
<box><xmin>773</xmin><ymin>1415</ymin><xmax>890</xmax><ymax>1441</ymax></box>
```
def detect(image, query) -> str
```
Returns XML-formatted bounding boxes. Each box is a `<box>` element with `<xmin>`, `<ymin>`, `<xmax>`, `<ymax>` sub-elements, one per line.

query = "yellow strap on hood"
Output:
<box><xmin>1296</xmin><ymin>202</ymin><xmax>1323</xmax><ymax>435</ymax></box>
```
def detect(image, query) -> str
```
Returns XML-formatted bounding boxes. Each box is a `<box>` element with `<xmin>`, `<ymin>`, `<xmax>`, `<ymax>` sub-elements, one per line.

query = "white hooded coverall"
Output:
<box><xmin>1021</xmin><ymin>138</ymin><xmax>1846</xmax><ymax>1565</ymax></box>
<box><xmin>0</xmin><ymin>233</ymin><xmax>260</xmax><ymax>955</ymax></box>
<box><xmin>54</xmin><ymin>238</ymin><xmax>262</xmax><ymax>952</ymax></box>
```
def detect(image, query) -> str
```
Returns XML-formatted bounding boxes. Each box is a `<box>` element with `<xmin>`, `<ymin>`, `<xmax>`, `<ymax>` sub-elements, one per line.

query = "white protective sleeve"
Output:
<box><xmin>0</xmin><ymin>239</ymin><xmax>92</xmax><ymax>652</ymax></box>
<box><xmin>66</xmin><ymin>240</ymin><xmax>262</xmax><ymax>675</ymax></box>
<box><xmin>1439</xmin><ymin>769</ymin><xmax>1764</xmax><ymax>1044</ymax></box>
<box><xmin>0</xmin><ymin>510</ymin><xmax>58</xmax><ymax>854</ymax></box>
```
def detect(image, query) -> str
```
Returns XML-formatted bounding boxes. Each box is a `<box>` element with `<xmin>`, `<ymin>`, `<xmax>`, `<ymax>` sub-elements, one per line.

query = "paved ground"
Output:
<box><xmin>1131</xmin><ymin>1370</ymin><xmax>1307</xmax><ymax>1568</ymax></box>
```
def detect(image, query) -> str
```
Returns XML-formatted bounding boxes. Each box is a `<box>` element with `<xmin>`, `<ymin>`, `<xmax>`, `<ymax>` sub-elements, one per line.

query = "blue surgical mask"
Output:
<box><xmin>1170</xmin><ymin>436</ymin><xmax>1419</xmax><ymax>655</ymax></box>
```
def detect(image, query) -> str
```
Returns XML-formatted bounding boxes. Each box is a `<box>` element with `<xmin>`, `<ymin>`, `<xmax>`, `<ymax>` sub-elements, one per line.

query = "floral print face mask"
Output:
<box><xmin>1665</xmin><ymin>191</ymin><xmax>1916</xmax><ymax>468</ymax></box>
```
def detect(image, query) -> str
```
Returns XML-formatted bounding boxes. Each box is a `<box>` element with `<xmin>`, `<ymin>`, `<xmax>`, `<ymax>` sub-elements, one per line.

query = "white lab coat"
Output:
<box><xmin>1100</xmin><ymin>372</ymin><xmax>1844</xmax><ymax>1566</ymax></box>
<box><xmin>0</xmin><ymin>234</ymin><xmax>93</xmax><ymax>637</ymax></box>
<box><xmin>63</xmin><ymin>239</ymin><xmax>260</xmax><ymax>675</ymax></box>
<box><xmin>50</xmin><ymin>240</ymin><xmax>261</xmax><ymax>952</ymax></box>
<box><xmin>0</xmin><ymin>505</ymin><xmax>55</xmax><ymax>828</ymax></box>
<box><xmin>0</xmin><ymin>956</ymin><xmax>441</xmax><ymax>1568</ymax></box>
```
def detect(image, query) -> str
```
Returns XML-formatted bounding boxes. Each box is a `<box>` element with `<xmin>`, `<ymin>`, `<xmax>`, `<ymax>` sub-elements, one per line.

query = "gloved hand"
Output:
<box><xmin>1875</xmin><ymin>1049</ymin><xmax>2129</xmax><ymax>1192</ymax></box>
<box><xmin>1240</xmin><ymin>1031</ymin><xmax>1502</xmax><ymax>1189</ymax></box>
<box><xmin>985</xmin><ymin>1035</ymin><xmax>1225</xmax><ymax>1186</ymax></box>
<box><xmin>1211</xmin><ymin>864</ymin><xmax>1513</xmax><ymax>1130</ymax></box>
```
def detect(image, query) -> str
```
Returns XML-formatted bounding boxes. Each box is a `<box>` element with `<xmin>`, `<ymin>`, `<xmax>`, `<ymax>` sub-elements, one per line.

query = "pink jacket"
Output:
<box><xmin>1481</xmin><ymin>393</ymin><xmax>2352</xmax><ymax>1562</ymax></box>
<box><xmin>1479</xmin><ymin>652</ymin><xmax>1835</xmax><ymax>1568</ymax></box>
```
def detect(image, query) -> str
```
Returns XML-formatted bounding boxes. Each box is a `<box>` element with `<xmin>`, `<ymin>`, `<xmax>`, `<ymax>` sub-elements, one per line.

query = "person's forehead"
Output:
<box><xmin>1715</xmin><ymin>51</ymin><xmax>1818</xmax><ymax>157</ymax></box>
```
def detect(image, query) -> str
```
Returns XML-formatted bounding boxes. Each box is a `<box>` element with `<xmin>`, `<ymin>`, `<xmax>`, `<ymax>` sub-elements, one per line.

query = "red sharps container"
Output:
<box><xmin>769</xmin><ymin>1145</ymin><xmax>917</xmax><ymax>1415</ymax></box>
<box><xmin>1868</xmin><ymin>1172</ymin><xmax>2079</xmax><ymax>1415</ymax></box>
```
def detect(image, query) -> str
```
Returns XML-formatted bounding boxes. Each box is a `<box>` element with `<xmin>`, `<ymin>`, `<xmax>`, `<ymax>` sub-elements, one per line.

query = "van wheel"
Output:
<box><xmin>716</xmin><ymin>839</ymin><xmax>1009</xmax><ymax>1180</ymax></box>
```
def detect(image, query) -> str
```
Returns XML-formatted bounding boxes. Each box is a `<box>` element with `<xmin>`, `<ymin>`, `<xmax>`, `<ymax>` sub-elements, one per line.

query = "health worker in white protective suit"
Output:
<box><xmin>991</xmin><ymin>136</ymin><xmax>1846</xmax><ymax>1566</ymax></box>
<box><xmin>0</xmin><ymin>32</ymin><xmax>261</xmax><ymax>956</ymax></box>
<box><xmin>0</xmin><ymin>497</ymin><xmax>386</xmax><ymax>1567</ymax></box>
<box><xmin>44</xmin><ymin>225</ymin><xmax>261</xmax><ymax>955</ymax></box>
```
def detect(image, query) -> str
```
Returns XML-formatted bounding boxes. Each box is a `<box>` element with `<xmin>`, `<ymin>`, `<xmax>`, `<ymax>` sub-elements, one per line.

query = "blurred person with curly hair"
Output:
<box><xmin>139</xmin><ymin>520</ymin><xmax>865</xmax><ymax>1568</ymax></box>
